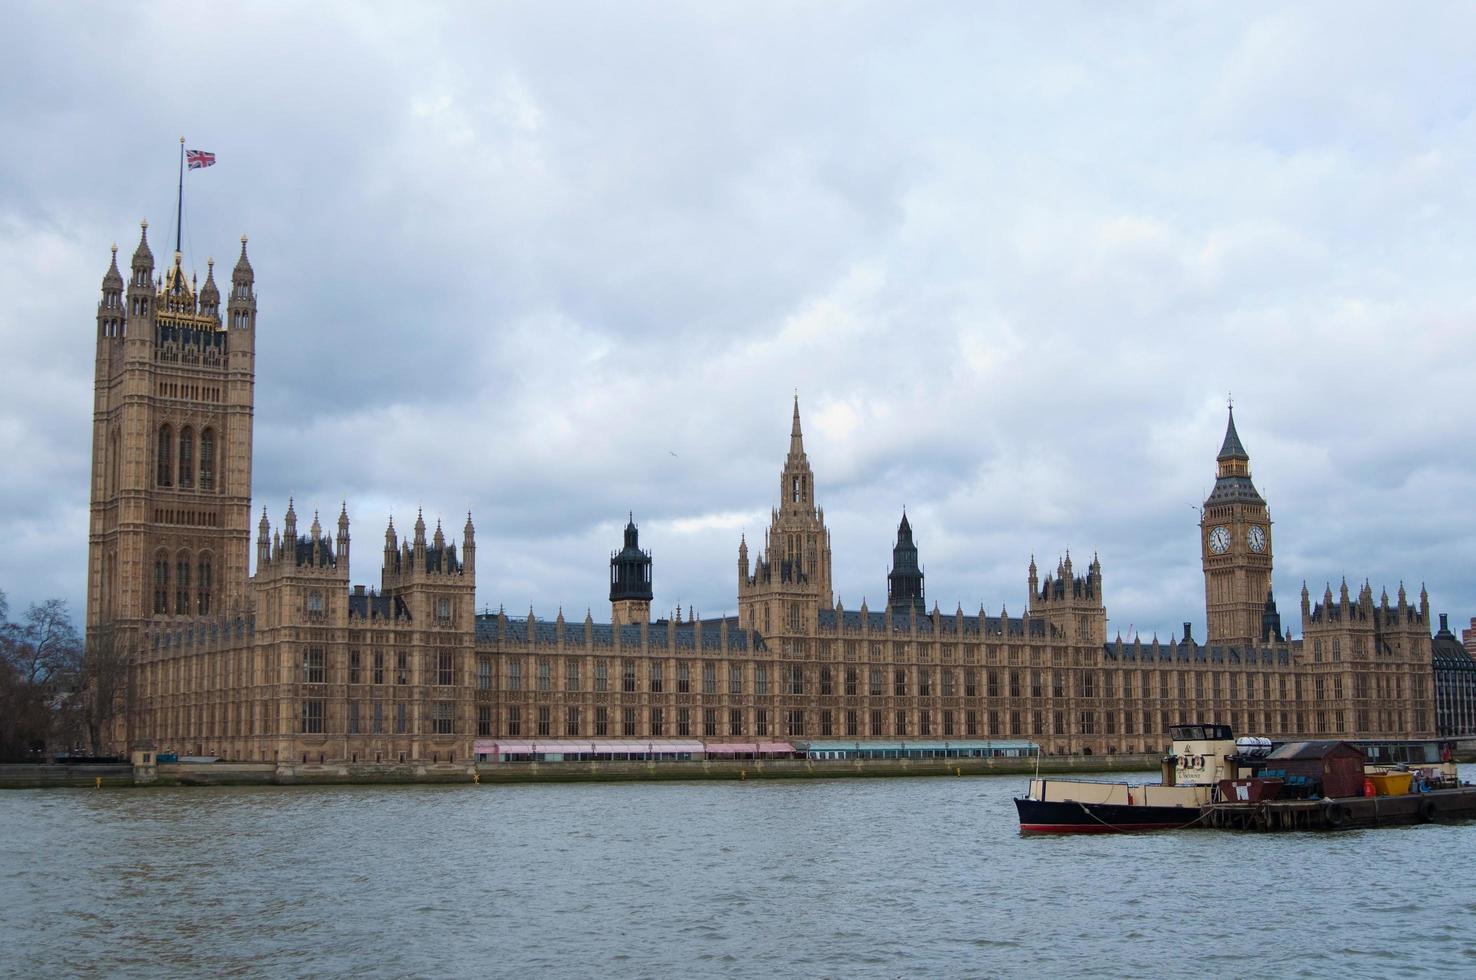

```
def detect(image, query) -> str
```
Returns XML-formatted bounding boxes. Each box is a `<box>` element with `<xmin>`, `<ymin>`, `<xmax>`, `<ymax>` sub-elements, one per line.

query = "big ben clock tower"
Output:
<box><xmin>1201</xmin><ymin>405</ymin><xmax>1273</xmax><ymax>645</ymax></box>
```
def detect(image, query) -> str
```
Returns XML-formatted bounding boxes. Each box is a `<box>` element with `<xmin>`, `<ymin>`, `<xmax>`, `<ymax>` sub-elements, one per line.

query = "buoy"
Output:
<box><xmin>95</xmin><ymin>776</ymin><xmax>101</xmax><ymax>789</ymax></box>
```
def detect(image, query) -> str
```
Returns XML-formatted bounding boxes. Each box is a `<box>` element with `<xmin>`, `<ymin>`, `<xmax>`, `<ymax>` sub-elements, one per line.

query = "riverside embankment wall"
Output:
<box><xmin>1</xmin><ymin>753</ymin><xmax>1160</xmax><ymax>788</ymax></box>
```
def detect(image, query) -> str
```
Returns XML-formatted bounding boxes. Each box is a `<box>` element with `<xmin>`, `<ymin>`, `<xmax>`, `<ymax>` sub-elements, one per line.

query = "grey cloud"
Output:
<box><xmin>1</xmin><ymin>3</ymin><xmax>1474</xmax><ymax>637</ymax></box>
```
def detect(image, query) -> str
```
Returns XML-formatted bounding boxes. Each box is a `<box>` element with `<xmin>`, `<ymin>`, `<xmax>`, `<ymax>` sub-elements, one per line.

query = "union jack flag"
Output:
<box><xmin>186</xmin><ymin>149</ymin><xmax>216</xmax><ymax>170</ymax></box>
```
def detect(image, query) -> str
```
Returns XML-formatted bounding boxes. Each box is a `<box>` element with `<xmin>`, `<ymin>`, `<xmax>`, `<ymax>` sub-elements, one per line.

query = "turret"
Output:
<box><xmin>98</xmin><ymin>244</ymin><xmax>124</xmax><ymax>340</ymax></box>
<box><xmin>412</xmin><ymin>509</ymin><xmax>427</xmax><ymax>566</ymax></box>
<box><xmin>129</xmin><ymin>220</ymin><xmax>154</xmax><ymax>291</ymax></box>
<box><xmin>1261</xmin><ymin>588</ymin><xmax>1282</xmax><ymax>643</ymax></box>
<box><xmin>283</xmin><ymin>498</ymin><xmax>298</xmax><ymax>544</ymax></box>
<box><xmin>462</xmin><ymin>512</ymin><xmax>475</xmax><ymax>575</ymax></box>
<box><xmin>886</xmin><ymin>511</ymin><xmax>925</xmax><ymax>616</ymax></box>
<box><xmin>124</xmin><ymin>221</ymin><xmax>155</xmax><ymax>343</ymax></box>
<box><xmin>257</xmin><ymin>508</ymin><xmax>271</xmax><ymax>569</ymax></box>
<box><xmin>309</xmin><ymin>510</ymin><xmax>323</xmax><ymax>565</ymax></box>
<box><xmin>227</xmin><ymin>235</ymin><xmax>256</xmax><ymax>347</ymax></box>
<box><xmin>384</xmin><ymin>517</ymin><xmax>398</xmax><ymax>571</ymax></box>
<box><xmin>611</xmin><ymin>513</ymin><xmax>653</xmax><ymax>627</ymax></box>
<box><xmin>336</xmin><ymin>503</ymin><xmax>350</xmax><ymax>569</ymax></box>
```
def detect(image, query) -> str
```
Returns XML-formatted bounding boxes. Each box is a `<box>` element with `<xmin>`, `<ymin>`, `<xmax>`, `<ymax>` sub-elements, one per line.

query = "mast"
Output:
<box><xmin>174</xmin><ymin>136</ymin><xmax>185</xmax><ymax>256</ymax></box>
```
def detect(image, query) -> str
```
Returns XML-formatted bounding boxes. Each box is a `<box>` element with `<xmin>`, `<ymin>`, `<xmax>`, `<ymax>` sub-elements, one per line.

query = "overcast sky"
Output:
<box><xmin>2</xmin><ymin>2</ymin><xmax>1474</xmax><ymax>640</ymax></box>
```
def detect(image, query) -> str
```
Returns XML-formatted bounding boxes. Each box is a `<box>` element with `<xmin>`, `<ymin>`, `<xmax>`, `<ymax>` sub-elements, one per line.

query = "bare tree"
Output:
<box><xmin>5</xmin><ymin>598</ymin><xmax>81</xmax><ymax>688</ymax></box>
<box><xmin>76</xmin><ymin>625</ymin><xmax>136</xmax><ymax>756</ymax></box>
<box><xmin>0</xmin><ymin>590</ymin><xmax>57</xmax><ymax>760</ymax></box>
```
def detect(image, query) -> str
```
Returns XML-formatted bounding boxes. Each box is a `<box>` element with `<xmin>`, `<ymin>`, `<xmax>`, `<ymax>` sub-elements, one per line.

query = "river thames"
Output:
<box><xmin>3</xmin><ymin>769</ymin><xmax>1475</xmax><ymax>978</ymax></box>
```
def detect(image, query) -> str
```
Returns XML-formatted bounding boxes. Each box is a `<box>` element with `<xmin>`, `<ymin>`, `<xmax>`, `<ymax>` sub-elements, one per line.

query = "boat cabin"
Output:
<box><xmin>1167</xmin><ymin>724</ymin><xmax>1239</xmax><ymax>786</ymax></box>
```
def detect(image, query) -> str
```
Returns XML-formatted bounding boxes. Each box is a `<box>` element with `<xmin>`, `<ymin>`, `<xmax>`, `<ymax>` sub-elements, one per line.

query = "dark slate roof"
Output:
<box><xmin>474</xmin><ymin>613</ymin><xmax>764</xmax><ymax>652</ymax></box>
<box><xmin>817</xmin><ymin>608</ymin><xmax>1047</xmax><ymax>637</ymax></box>
<box><xmin>1432</xmin><ymin>627</ymin><xmax>1475</xmax><ymax>670</ymax></box>
<box><xmin>1218</xmin><ymin>408</ymin><xmax>1249</xmax><ymax>460</ymax></box>
<box><xmin>1267</xmin><ymin>740</ymin><xmax>1362</xmax><ymax>760</ymax></box>
<box><xmin>348</xmin><ymin>591</ymin><xmax>411</xmax><ymax>621</ymax></box>
<box><xmin>293</xmin><ymin>535</ymin><xmax>336</xmax><ymax>567</ymax></box>
<box><xmin>425</xmin><ymin>543</ymin><xmax>460</xmax><ymax>573</ymax></box>
<box><xmin>1103</xmin><ymin>639</ymin><xmax>1293</xmax><ymax>666</ymax></box>
<box><xmin>1206</xmin><ymin>474</ymin><xmax>1263</xmax><ymax>504</ymax></box>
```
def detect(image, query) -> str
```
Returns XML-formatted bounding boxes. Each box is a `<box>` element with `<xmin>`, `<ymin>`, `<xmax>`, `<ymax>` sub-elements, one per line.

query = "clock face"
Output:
<box><xmin>1208</xmin><ymin>526</ymin><xmax>1231</xmax><ymax>554</ymax></box>
<box><xmin>1248</xmin><ymin>525</ymin><xmax>1266</xmax><ymax>553</ymax></box>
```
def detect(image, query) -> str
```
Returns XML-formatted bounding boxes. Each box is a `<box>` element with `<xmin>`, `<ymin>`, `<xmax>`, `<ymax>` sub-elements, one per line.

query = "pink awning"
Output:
<box><xmin>536</xmin><ymin>743</ymin><xmax>594</xmax><ymax>754</ymax></box>
<box><xmin>758</xmin><ymin>742</ymin><xmax>796</xmax><ymax>754</ymax></box>
<box><xmin>494</xmin><ymin>742</ymin><xmax>535</xmax><ymax>754</ymax></box>
<box><xmin>704</xmin><ymin>743</ymin><xmax>759</xmax><ymax>755</ymax></box>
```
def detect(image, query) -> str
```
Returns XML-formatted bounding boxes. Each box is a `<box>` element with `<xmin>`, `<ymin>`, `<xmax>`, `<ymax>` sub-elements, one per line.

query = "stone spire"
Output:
<box><xmin>789</xmin><ymin>393</ymin><xmax>805</xmax><ymax>459</ymax></box>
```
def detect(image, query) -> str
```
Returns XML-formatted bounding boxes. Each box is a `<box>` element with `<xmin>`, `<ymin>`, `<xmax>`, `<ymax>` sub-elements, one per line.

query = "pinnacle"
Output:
<box><xmin>233</xmin><ymin>234</ymin><xmax>253</xmax><ymax>276</ymax></box>
<box><xmin>132</xmin><ymin>220</ymin><xmax>154</xmax><ymax>264</ymax></box>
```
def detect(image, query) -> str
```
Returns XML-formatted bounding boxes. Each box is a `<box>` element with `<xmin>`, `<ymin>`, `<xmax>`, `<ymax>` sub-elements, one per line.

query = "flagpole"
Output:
<box><xmin>175</xmin><ymin>137</ymin><xmax>185</xmax><ymax>256</ymax></box>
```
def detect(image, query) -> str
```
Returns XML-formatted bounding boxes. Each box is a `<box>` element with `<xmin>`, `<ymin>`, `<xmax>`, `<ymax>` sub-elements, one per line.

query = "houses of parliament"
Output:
<box><xmin>85</xmin><ymin>222</ymin><xmax>1472</xmax><ymax>765</ymax></box>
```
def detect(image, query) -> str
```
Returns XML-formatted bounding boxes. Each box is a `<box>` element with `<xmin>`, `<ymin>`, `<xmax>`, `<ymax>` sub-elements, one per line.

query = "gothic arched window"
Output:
<box><xmin>199</xmin><ymin>428</ymin><xmax>215</xmax><ymax>491</ymax></box>
<box><xmin>178</xmin><ymin>427</ymin><xmax>194</xmax><ymax>488</ymax></box>
<box><xmin>157</xmin><ymin>425</ymin><xmax>173</xmax><ymax>487</ymax></box>
<box><xmin>153</xmin><ymin>553</ymin><xmax>169</xmax><ymax>615</ymax></box>
<box><xmin>197</xmin><ymin>554</ymin><xmax>213</xmax><ymax>616</ymax></box>
<box><xmin>175</xmin><ymin>552</ymin><xmax>192</xmax><ymax>615</ymax></box>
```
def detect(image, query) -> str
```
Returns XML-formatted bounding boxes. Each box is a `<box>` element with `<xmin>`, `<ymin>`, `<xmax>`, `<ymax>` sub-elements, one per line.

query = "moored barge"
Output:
<box><xmin>1016</xmin><ymin>725</ymin><xmax>1476</xmax><ymax>833</ymax></box>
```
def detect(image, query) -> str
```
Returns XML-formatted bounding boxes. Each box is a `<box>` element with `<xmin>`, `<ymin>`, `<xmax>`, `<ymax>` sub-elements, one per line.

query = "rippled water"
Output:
<box><xmin>3</xmin><ymin>767</ymin><xmax>1475</xmax><ymax>978</ymax></box>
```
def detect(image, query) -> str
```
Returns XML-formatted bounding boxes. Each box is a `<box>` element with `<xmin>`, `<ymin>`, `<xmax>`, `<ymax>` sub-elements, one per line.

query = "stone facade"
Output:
<box><xmin>84</xmin><ymin>227</ymin><xmax>1452</xmax><ymax>762</ymax></box>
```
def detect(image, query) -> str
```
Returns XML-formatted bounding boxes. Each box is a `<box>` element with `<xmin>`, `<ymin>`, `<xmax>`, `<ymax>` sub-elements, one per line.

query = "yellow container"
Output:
<box><xmin>1367</xmin><ymin>772</ymin><xmax>1414</xmax><ymax>796</ymax></box>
